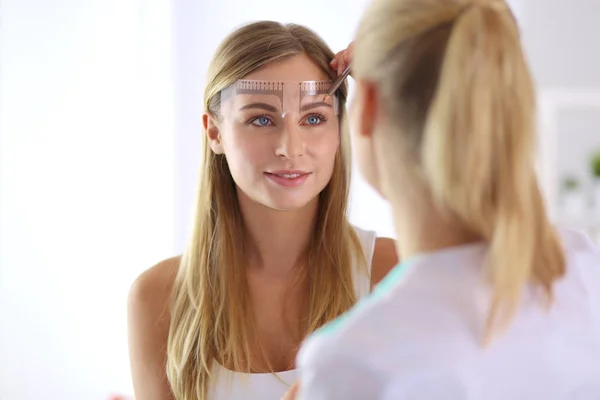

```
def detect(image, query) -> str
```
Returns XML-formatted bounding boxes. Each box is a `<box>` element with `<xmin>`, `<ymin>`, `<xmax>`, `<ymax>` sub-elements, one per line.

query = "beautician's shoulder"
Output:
<box><xmin>299</xmin><ymin>286</ymin><xmax>396</xmax><ymax>368</ymax></box>
<box><xmin>300</xmin><ymin>243</ymin><xmax>419</xmax><ymax>365</ymax></box>
<box><xmin>371</xmin><ymin>237</ymin><xmax>399</xmax><ymax>288</ymax></box>
<box><xmin>297</xmin><ymin>330</ymin><xmax>388</xmax><ymax>399</ymax></box>
<box><xmin>297</xmin><ymin>299</ymin><xmax>392</xmax><ymax>398</ymax></box>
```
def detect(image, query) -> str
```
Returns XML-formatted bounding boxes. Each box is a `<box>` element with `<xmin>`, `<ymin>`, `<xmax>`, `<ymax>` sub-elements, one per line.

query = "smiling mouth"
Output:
<box><xmin>264</xmin><ymin>171</ymin><xmax>312</xmax><ymax>187</ymax></box>
<box><xmin>270</xmin><ymin>173</ymin><xmax>304</xmax><ymax>178</ymax></box>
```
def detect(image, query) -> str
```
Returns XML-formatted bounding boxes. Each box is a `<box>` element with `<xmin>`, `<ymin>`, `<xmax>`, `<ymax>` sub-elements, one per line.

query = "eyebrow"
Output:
<box><xmin>238</xmin><ymin>101</ymin><xmax>333</xmax><ymax>113</ymax></box>
<box><xmin>300</xmin><ymin>102</ymin><xmax>333</xmax><ymax>112</ymax></box>
<box><xmin>239</xmin><ymin>103</ymin><xmax>279</xmax><ymax>112</ymax></box>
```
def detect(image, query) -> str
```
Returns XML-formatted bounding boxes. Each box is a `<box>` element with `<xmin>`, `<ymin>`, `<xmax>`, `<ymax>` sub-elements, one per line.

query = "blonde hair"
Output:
<box><xmin>166</xmin><ymin>21</ymin><xmax>365</xmax><ymax>399</ymax></box>
<box><xmin>354</xmin><ymin>0</ymin><xmax>565</xmax><ymax>341</ymax></box>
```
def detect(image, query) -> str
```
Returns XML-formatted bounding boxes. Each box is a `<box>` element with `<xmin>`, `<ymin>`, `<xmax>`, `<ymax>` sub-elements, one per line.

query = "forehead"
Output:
<box><xmin>243</xmin><ymin>53</ymin><xmax>331</xmax><ymax>82</ymax></box>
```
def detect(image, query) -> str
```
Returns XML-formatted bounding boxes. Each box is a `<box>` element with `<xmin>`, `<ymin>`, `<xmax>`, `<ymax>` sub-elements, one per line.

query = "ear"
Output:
<box><xmin>354</xmin><ymin>79</ymin><xmax>379</xmax><ymax>138</ymax></box>
<box><xmin>203</xmin><ymin>112</ymin><xmax>224</xmax><ymax>154</ymax></box>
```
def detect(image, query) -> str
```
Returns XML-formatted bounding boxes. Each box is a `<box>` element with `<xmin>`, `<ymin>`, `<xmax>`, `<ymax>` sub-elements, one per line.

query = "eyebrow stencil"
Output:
<box><xmin>221</xmin><ymin>80</ymin><xmax>339</xmax><ymax>118</ymax></box>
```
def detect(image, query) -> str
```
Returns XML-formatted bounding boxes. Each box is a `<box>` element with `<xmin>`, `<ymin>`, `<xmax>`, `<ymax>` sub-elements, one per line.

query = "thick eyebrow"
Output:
<box><xmin>300</xmin><ymin>102</ymin><xmax>333</xmax><ymax>112</ymax></box>
<box><xmin>239</xmin><ymin>103</ymin><xmax>279</xmax><ymax>113</ymax></box>
<box><xmin>238</xmin><ymin>101</ymin><xmax>333</xmax><ymax>113</ymax></box>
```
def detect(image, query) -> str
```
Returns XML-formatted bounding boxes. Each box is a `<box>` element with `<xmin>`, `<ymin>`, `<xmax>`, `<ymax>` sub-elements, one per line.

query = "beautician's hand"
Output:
<box><xmin>330</xmin><ymin>42</ymin><xmax>354</xmax><ymax>77</ymax></box>
<box><xmin>280</xmin><ymin>381</ymin><xmax>300</xmax><ymax>400</ymax></box>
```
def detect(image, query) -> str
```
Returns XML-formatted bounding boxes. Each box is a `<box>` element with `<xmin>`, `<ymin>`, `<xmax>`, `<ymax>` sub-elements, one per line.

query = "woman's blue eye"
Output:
<box><xmin>252</xmin><ymin>116</ymin><xmax>272</xmax><ymax>127</ymax></box>
<box><xmin>306</xmin><ymin>115</ymin><xmax>323</xmax><ymax>125</ymax></box>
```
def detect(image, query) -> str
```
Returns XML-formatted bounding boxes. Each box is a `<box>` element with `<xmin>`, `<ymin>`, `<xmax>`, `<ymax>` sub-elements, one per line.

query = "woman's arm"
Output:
<box><xmin>371</xmin><ymin>237</ymin><xmax>399</xmax><ymax>289</ymax></box>
<box><xmin>127</xmin><ymin>257</ymin><xmax>180</xmax><ymax>400</ymax></box>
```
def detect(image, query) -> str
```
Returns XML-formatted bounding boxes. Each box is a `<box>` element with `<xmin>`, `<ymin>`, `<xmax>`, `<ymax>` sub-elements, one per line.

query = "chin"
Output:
<box><xmin>260</xmin><ymin>194</ymin><xmax>316</xmax><ymax>212</ymax></box>
<box><xmin>256</xmin><ymin>173</ymin><xmax>326</xmax><ymax>211</ymax></box>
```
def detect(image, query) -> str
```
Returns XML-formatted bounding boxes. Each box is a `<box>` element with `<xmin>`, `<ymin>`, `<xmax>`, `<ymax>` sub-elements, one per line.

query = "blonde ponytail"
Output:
<box><xmin>354</xmin><ymin>0</ymin><xmax>565</xmax><ymax>343</ymax></box>
<box><xmin>422</xmin><ymin>2</ymin><xmax>565</xmax><ymax>340</ymax></box>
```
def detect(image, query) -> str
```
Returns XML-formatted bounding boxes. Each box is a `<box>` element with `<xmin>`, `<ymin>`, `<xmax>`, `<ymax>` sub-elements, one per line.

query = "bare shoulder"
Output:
<box><xmin>127</xmin><ymin>256</ymin><xmax>181</xmax><ymax>400</ymax></box>
<box><xmin>128</xmin><ymin>256</ymin><xmax>181</xmax><ymax>310</ymax></box>
<box><xmin>127</xmin><ymin>255</ymin><xmax>181</xmax><ymax>343</ymax></box>
<box><xmin>370</xmin><ymin>237</ymin><xmax>399</xmax><ymax>289</ymax></box>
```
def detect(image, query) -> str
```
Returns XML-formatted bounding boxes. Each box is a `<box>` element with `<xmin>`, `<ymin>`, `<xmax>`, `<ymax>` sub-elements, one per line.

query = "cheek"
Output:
<box><xmin>221</xmin><ymin>131</ymin><xmax>267</xmax><ymax>176</ymax></box>
<box><xmin>310</xmin><ymin>128</ymin><xmax>340</xmax><ymax>166</ymax></box>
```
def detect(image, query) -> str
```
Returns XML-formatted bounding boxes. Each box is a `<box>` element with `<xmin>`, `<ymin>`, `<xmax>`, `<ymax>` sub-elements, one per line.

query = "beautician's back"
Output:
<box><xmin>298</xmin><ymin>227</ymin><xmax>600</xmax><ymax>399</ymax></box>
<box><xmin>295</xmin><ymin>0</ymin><xmax>600</xmax><ymax>398</ymax></box>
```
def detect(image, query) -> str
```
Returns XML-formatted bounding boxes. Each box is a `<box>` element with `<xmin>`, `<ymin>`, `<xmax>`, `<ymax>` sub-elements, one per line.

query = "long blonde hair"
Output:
<box><xmin>354</xmin><ymin>0</ymin><xmax>565</xmax><ymax>341</ymax></box>
<box><xmin>166</xmin><ymin>21</ymin><xmax>365</xmax><ymax>399</ymax></box>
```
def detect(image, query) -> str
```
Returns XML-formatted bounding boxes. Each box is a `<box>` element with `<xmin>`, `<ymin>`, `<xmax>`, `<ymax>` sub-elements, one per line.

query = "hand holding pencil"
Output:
<box><xmin>324</xmin><ymin>42</ymin><xmax>354</xmax><ymax>101</ymax></box>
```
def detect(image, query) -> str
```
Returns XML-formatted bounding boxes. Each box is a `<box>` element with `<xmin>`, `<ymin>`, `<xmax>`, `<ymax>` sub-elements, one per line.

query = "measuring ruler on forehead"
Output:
<box><xmin>222</xmin><ymin>80</ymin><xmax>340</xmax><ymax>115</ymax></box>
<box><xmin>235</xmin><ymin>80</ymin><xmax>334</xmax><ymax>98</ymax></box>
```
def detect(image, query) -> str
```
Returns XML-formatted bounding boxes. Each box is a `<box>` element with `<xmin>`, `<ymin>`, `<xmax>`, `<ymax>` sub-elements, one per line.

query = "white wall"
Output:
<box><xmin>519</xmin><ymin>1</ymin><xmax>600</xmax><ymax>234</ymax></box>
<box><xmin>520</xmin><ymin>1</ymin><xmax>600</xmax><ymax>89</ymax></box>
<box><xmin>0</xmin><ymin>0</ymin><xmax>176</xmax><ymax>398</ymax></box>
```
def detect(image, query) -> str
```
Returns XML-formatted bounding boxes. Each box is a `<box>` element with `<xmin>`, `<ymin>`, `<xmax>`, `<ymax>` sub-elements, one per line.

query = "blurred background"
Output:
<box><xmin>1</xmin><ymin>0</ymin><xmax>599</xmax><ymax>398</ymax></box>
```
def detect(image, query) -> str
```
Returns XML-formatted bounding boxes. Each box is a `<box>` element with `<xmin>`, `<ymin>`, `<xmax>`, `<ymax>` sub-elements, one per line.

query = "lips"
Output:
<box><xmin>264</xmin><ymin>170</ymin><xmax>311</xmax><ymax>188</ymax></box>
<box><xmin>272</xmin><ymin>172</ymin><xmax>303</xmax><ymax>178</ymax></box>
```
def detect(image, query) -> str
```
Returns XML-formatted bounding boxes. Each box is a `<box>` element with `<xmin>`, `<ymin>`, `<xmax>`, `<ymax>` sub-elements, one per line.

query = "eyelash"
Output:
<box><xmin>248</xmin><ymin>113</ymin><xmax>328</xmax><ymax>127</ymax></box>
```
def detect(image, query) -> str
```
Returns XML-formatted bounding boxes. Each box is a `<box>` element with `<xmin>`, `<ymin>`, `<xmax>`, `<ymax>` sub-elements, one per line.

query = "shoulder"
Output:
<box><xmin>297</xmin><ymin>331</ymin><xmax>387</xmax><ymax>399</ymax></box>
<box><xmin>128</xmin><ymin>256</ymin><xmax>181</xmax><ymax>330</ymax></box>
<box><xmin>299</xmin><ymin>280</ymin><xmax>397</xmax><ymax>368</ymax></box>
<box><xmin>298</xmin><ymin>323</ymin><xmax>366</xmax><ymax>369</ymax></box>
<box><xmin>349</xmin><ymin>225</ymin><xmax>398</xmax><ymax>287</ymax></box>
<box><xmin>555</xmin><ymin>226</ymin><xmax>600</xmax><ymax>279</ymax></box>
<box><xmin>371</xmin><ymin>237</ymin><xmax>399</xmax><ymax>288</ymax></box>
<box><xmin>297</xmin><ymin>293</ymin><xmax>394</xmax><ymax>399</ymax></box>
<box><xmin>297</xmin><ymin>322</ymin><xmax>376</xmax><ymax>378</ymax></box>
<box><xmin>129</xmin><ymin>256</ymin><xmax>181</xmax><ymax>310</ymax></box>
<box><xmin>557</xmin><ymin>226</ymin><xmax>598</xmax><ymax>253</ymax></box>
<box><xmin>128</xmin><ymin>256</ymin><xmax>181</xmax><ymax>398</ymax></box>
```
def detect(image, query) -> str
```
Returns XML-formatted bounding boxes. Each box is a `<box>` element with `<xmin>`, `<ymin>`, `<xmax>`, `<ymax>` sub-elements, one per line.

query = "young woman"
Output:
<box><xmin>294</xmin><ymin>0</ymin><xmax>600</xmax><ymax>398</ymax></box>
<box><xmin>127</xmin><ymin>21</ymin><xmax>397</xmax><ymax>400</ymax></box>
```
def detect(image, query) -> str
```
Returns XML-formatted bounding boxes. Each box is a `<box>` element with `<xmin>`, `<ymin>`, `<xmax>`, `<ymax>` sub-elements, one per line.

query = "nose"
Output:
<box><xmin>275</xmin><ymin>123</ymin><xmax>305</xmax><ymax>159</ymax></box>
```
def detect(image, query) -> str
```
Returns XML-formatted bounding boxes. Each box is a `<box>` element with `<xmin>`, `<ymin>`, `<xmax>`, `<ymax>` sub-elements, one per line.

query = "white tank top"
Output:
<box><xmin>208</xmin><ymin>225</ymin><xmax>377</xmax><ymax>400</ymax></box>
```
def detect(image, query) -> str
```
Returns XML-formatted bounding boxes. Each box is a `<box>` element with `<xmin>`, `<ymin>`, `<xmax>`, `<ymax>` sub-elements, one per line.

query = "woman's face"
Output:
<box><xmin>206</xmin><ymin>54</ymin><xmax>340</xmax><ymax>211</ymax></box>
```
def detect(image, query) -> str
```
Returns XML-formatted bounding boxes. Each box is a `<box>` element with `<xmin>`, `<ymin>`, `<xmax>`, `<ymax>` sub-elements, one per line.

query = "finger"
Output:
<box><xmin>343</xmin><ymin>49</ymin><xmax>353</xmax><ymax>70</ymax></box>
<box><xmin>336</xmin><ymin>52</ymin><xmax>345</xmax><ymax>75</ymax></box>
<box><xmin>330</xmin><ymin>50</ymin><xmax>344</xmax><ymax>69</ymax></box>
<box><xmin>339</xmin><ymin>60</ymin><xmax>348</xmax><ymax>75</ymax></box>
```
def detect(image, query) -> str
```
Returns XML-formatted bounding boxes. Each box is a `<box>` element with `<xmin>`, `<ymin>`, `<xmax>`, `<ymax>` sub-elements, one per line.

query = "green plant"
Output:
<box><xmin>562</xmin><ymin>175</ymin><xmax>580</xmax><ymax>192</ymax></box>
<box><xmin>591</xmin><ymin>150</ymin><xmax>600</xmax><ymax>178</ymax></box>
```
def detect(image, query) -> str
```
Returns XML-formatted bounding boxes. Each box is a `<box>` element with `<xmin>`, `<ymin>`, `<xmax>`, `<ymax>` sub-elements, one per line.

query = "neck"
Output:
<box><xmin>386</xmin><ymin>188</ymin><xmax>482</xmax><ymax>262</ymax></box>
<box><xmin>237</xmin><ymin>190</ymin><xmax>317</xmax><ymax>276</ymax></box>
